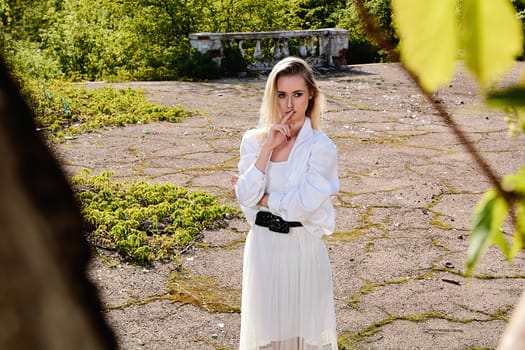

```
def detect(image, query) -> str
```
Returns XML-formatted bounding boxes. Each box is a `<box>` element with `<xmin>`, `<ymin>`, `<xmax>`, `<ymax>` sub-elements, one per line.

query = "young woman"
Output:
<box><xmin>233</xmin><ymin>56</ymin><xmax>339</xmax><ymax>350</ymax></box>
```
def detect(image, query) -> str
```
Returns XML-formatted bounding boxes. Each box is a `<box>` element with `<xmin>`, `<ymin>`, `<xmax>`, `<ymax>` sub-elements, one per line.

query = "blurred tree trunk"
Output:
<box><xmin>0</xmin><ymin>57</ymin><xmax>117</xmax><ymax>350</ymax></box>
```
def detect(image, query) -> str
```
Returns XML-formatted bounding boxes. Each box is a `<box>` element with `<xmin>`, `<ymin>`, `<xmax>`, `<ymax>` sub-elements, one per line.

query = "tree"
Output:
<box><xmin>335</xmin><ymin>0</ymin><xmax>395</xmax><ymax>64</ymax></box>
<box><xmin>287</xmin><ymin>0</ymin><xmax>346</xmax><ymax>30</ymax></box>
<box><xmin>0</xmin><ymin>54</ymin><xmax>117</xmax><ymax>350</ymax></box>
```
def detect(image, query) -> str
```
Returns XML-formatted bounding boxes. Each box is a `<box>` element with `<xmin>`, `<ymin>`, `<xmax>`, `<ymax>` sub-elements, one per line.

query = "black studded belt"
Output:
<box><xmin>255</xmin><ymin>211</ymin><xmax>303</xmax><ymax>234</ymax></box>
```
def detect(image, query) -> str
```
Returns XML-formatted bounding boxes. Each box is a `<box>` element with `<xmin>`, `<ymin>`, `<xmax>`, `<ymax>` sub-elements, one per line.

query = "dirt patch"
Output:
<box><xmin>55</xmin><ymin>62</ymin><xmax>525</xmax><ymax>349</ymax></box>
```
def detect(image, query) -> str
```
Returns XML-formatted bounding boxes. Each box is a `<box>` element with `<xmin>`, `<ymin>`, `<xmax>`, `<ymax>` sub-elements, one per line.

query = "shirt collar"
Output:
<box><xmin>295</xmin><ymin>117</ymin><xmax>313</xmax><ymax>145</ymax></box>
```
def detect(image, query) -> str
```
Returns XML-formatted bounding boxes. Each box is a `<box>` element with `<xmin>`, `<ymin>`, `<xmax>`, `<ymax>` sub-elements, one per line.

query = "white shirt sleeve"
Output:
<box><xmin>235</xmin><ymin>130</ymin><xmax>266</xmax><ymax>208</ymax></box>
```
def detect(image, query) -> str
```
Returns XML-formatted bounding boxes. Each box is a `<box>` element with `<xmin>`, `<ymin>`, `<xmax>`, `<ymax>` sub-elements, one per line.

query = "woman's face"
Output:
<box><xmin>276</xmin><ymin>74</ymin><xmax>312</xmax><ymax>123</ymax></box>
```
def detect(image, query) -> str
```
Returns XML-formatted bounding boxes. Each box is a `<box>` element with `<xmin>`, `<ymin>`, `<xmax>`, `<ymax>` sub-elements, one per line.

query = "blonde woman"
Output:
<box><xmin>233</xmin><ymin>57</ymin><xmax>339</xmax><ymax>349</ymax></box>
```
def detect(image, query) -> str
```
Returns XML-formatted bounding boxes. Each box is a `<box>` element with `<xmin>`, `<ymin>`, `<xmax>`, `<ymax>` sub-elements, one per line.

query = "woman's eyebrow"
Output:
<box><xmin>277</xmin><ymin>89</ymin><xmax>306</xmax><ymax>94</ymax></box>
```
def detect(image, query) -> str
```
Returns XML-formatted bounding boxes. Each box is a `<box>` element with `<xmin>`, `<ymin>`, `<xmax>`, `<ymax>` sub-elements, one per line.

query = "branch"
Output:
<box><xmin>354</xmin><ymin>0</ymin><xmax>516</xmax><ymax>208</ymax></box>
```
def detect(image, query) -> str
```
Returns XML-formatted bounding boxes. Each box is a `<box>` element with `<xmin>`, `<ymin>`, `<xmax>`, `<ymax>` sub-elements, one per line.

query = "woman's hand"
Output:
<box><xmin>230</xmin><ymin>175</ymin><xmax>238</xmax><ymax>198</ymax></box>
<box><xmin>254</xmin><ymin>110</ymin><xmax>295</xmax><ymax>174</ymax></box>
<box><xmin>263</xmin><ymin>109</ymin><xmax>295</xmax><ymax>150</ymax></box>
<box><xmin>257</xmin><ymin>193</ymin><xmax>269</xmax><ymax>208</ymax></box>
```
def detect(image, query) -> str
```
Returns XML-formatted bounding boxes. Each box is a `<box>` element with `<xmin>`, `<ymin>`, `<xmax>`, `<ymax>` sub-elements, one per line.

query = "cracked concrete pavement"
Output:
<box><xmin>54</xmin><ymin>62</ymin><xmax>525</xmax><ymax>349</ymax></box>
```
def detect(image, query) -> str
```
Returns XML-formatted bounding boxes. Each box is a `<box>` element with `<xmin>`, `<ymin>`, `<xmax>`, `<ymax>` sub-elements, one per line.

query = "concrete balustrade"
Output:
<box><xmin>189</xmin><ymin>28</ymin><xmax>349</xmax><ymax>70</ymax></box>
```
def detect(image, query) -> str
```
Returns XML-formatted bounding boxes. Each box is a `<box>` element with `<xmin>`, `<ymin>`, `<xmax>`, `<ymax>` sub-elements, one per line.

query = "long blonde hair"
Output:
<box><xmin>258</xmin><ymin>57</ymin><xmax>324</xmax><ymax>131</ymax></box>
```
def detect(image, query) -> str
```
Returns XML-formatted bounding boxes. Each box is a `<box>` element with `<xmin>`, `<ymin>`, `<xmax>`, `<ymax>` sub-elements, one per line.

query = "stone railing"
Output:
<box><xmin>189</xmin><ymin>28</ymin><xmax>349</xmax><ymax>71</ymax></box>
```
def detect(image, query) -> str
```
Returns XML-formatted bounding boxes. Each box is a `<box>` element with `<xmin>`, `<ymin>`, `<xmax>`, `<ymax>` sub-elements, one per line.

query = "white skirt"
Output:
<box><xmin>239</xmin><ymin>224</ymin><xmax>338</xmax><ymax>350</ymax></box>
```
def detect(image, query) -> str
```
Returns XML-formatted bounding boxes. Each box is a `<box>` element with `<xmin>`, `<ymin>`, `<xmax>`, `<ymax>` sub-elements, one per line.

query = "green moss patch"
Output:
<box><xmin>167</xmin><ymin>269</ymin><xmax>241</xmax><ymax>313</ymax></box>
<box><xmin>338</xmin><ymin>310</ymin><xmax>503</xmax><ymax>348</ymax></box>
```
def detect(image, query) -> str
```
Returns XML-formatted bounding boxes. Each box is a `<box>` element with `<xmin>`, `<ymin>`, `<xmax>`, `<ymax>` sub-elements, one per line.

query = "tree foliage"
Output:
<box><xmin>0</xmin><ymin>0</ymin><xmax>399</xmax><ymax>81</ymax></box>
<box><xmin>4</xmin><ymin>0</ymin><xmax>525</xmax><ymax>81</ymax></box>
<box><xmin>336</xmin><ymin>0</ymin><xmax>395</xmax><ymax>64</ymax></box>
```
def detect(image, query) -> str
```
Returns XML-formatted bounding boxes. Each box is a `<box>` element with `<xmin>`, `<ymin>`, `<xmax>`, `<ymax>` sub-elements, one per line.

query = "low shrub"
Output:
<box><xmin>221</xmin><ymin>44</ymin><xmax>248</xmax><ymax>77</ymax></box>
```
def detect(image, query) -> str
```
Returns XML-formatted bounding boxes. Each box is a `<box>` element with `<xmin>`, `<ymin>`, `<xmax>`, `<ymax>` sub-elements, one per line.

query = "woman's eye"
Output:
<box><xmin>294</xmin><ymin>92</ymin><xmax>303</xmax><ymax>97</ymax></box>
<box><xmin>277</xmin><ymin>93</ymin><xmax>285</xmax><ymax>99</ymax></box>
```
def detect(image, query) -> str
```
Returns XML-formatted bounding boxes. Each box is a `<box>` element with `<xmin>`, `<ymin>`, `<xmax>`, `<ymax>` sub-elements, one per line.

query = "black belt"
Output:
<box><xmin>255</xmin><ymin>211</ymin><xmax>302</xmax><ymax>234</ymax></box>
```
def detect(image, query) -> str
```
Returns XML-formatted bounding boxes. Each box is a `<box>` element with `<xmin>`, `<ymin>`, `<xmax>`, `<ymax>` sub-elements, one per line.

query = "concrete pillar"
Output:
<box><xmin>327</xmin><ymin>29</ymin><xmax>349</xmax><ymax>66</ymax></box>
<box><xmin>189</xmin><ymin>33</ymin><xmax>224</xmax><ymax>64</ymax></box>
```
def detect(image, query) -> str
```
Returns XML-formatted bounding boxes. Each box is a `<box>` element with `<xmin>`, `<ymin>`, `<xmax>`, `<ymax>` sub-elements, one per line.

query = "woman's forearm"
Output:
<box><xmin>254</xmin><ymin>143</ymin><xmax>272</xmax><ymax>174</ymax></box>
<box><xmin>257</xmin><ymin>193</ymin><xmax>269</xmax><ymax>208</ymax></box>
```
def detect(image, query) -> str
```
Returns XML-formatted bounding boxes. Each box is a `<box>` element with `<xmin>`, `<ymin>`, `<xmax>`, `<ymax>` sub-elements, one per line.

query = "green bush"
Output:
<box><xmin>336</xmin><ymin>0</ymin><xmax>396</xmax><ymax>64</ymax></box>
<box><xmin>346</xmin><ymin>36</ymin><xmax>388</xmax><ymax>64</ymax></box>
<box><xmin>221</xmin><ymin>44</ymin><xmax>248</xmax><ymax>77</ymax></box>
<box><xmin>3</xmin><ymin>37</ymin><xmax>64</xmax><ymax>81</ymax></box>
<box><xmin>180</xmin><ymin>50</ymin><xmax>221</xmax><ymax>80</ymax></box>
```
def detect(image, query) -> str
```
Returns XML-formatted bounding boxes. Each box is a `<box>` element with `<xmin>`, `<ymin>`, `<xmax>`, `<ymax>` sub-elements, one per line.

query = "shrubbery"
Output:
<box><xmin>336</xmin><ymin>0</ymin><xmax>395</xmax><ymax>64</ymax></box>
<box><xmin>221</xmin><ymin>44</ymin><xmax>248</xmax><ymax>77</ymax></box>
<box><xmin>180</xmin><ymin>50</ymin><xmax>222</xmax><ymax>80</ymax></box>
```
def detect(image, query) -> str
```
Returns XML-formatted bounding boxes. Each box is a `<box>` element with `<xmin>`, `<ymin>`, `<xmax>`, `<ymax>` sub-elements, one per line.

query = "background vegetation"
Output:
<box><xmin>2</xmin><ymin>0</ymin><xmax>525</xmax><ymax>81</ymax></box>
<box><xmin>0</xmin><ymin>0</ymin><xmax>397</xmax><ymax>82</ymax></box>
<box><xmin>27</xmin><ymin>80</ymin><xmax>193</xmax><ymax>140</ymax></box>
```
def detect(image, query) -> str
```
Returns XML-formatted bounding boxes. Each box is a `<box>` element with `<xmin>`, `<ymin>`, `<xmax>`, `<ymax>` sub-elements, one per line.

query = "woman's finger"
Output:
<box><xmin>274</xmin><ymin>125</ymin><xmax>289</xmax><ymax>141</ymax></box>
<box><xmin>281</xmin><ymin>109</ymin><xmax>295</xmax><ymax>124</ymax></box>
<box><xmin>267</xmin><ymin>124</ymin><xmax>290</xmax><ymax>146</ymax></box>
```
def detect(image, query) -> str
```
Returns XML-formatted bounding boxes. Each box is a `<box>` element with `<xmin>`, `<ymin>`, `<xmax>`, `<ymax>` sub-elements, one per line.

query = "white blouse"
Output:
<box><xmin>235</xmin><ymin>118</ymin><xmax>339</xmax><ymax>237</ymax></box>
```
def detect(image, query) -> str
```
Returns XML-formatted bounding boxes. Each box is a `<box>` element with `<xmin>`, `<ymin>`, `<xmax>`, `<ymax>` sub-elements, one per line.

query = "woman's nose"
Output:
<box><xmin>287</xmin><ymin>97</ymin><xmax>293</xmax><ymax>108</ymax></box>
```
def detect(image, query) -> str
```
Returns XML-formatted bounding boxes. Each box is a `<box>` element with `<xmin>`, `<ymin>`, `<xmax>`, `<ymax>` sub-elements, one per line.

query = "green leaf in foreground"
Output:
<box><xmin>392</xmin><ymin>0</ymin><xmax>458</xmax><ymax>92</ymax></box>
<box><xmin>467</xmin><ymin>167</ymin><xmax>525</xmax><ymax>275</ymax></box>
<box><xmin>72</xmin><ymin>170</ymin><xmax>241</xmax><ymax>265</ymax></box>
<box><xmin>467</xmin><ymin>189</ymin><xmax>509</xmax><ymax>275</ymax></box>
<box><xmin>503</xmin><ymin>168</ymin><xmax>525</xmax><ymax>258</ymax></box>
<box><xmin>487</xmin><ymin>86</ymin><xmax>525</xmax><ymax>108</ymax></box>
<box><xmin>461</xmin><ymin>0</ymin><xmax>523</xmax><ymax>88</ymax></box>
<box><xmin>486</xmin><ymin>86</ymin><xmax>525</xmax><ymax>136</ymax></box>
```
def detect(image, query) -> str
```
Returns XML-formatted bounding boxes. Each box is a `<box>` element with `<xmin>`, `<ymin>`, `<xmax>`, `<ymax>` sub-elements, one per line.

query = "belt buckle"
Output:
<box><xmin>269</xmin><ymin>215</ymin><xmax>290</xmax><ymax>234</ymax></box>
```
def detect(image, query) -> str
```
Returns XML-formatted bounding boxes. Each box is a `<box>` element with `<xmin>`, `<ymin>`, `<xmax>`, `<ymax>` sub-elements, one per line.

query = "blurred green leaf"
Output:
<box><xmin>516</xmin><ymin>201</ymin><xmax>525</xmax><ymax>253</ymax></box>
<box><xmin>502</xmin><ymin>166</ymin><xmax>525</xmax><ymax>193</ymax></box>
<box><xmin>467</xmin><ymin>189</ymin><xmax>509</xmax><ymax>275</ymax></box>
<box><xmin>392</xmin><ymin>0</ymin><xmax>458</xmax><ymax>92</ymax></box>
<box><xmin>486</xmin><ymin>87</ymin><xmax>525</xmax><ymax>136</ymax></box>
<box><xmin>461</xmin><ymin>0</ymin><xmax>523</xmax><ymax>88</ymax></box>
<box><xmin>504</xmin><ymin>167</ymin><xmax>525</xmax><ymax>257</ymax></box>
<box><xmin>487</xmin><ymin>86</ymin><xmax>525</xmax><ymax>108</ymax></box>
<box><xmin>466</xmin><ymin>168</ymin><xmax>525</xmax><ymax>272</ymax></box>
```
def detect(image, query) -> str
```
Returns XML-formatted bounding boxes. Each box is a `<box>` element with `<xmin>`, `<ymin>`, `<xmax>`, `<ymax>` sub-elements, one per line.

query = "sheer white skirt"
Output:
<box><xmin>239</xmin><ymin>224</ymin><xmax>337</xmax><ymax>350</ymax></box>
